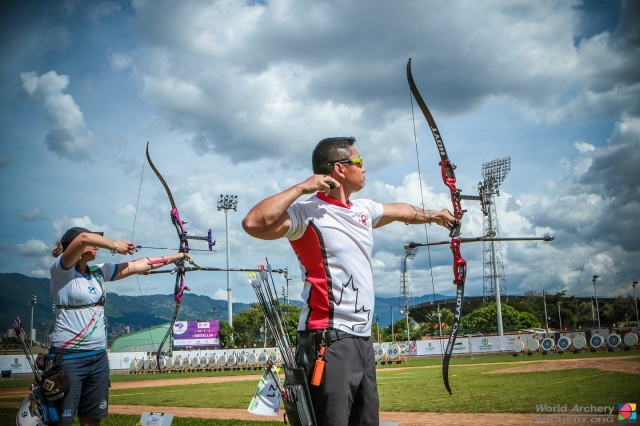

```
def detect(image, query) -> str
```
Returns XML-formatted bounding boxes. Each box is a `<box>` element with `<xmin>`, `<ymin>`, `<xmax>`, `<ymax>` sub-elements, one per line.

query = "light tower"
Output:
<box><xmin>217</xmin><ymin>194</ymin><xmax>238</xmax><ymax>329</ymax></box>
<box><xmin>481</xmin><ymin>157</ymin><xmax>510</xmax><ymax>336</ymax></box>
<box><xmin>29</xmin><ymin>294</ymin><xmax>37</xmax><ymax>343</ymax></box>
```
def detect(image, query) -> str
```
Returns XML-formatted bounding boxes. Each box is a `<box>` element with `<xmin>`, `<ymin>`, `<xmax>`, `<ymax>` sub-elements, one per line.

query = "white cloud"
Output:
<box><xmin>15</xmin><ymin>239</ymin><xmax>49</xmax><ymax>256</ymax></box>
<box><xmin>0</xmin><ymin>0</ymin><xmax>638</xmax><ymax>303</ymax></box>
<box><xmin>20</xmin><ymin>71</ymin><xmax>95</xmax><ymax>161</ymax></box>
<box><xmin>18</xmin><ymin>208</ymin><xmax>48</xmax><ymax>222</ymax></box>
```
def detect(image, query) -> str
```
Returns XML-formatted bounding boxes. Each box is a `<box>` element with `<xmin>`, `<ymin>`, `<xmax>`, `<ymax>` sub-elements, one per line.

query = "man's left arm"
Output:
<box><xmin>375</xmin><ymin>203</ymin><xmax>456</xmax><ymax>231</ymax></box>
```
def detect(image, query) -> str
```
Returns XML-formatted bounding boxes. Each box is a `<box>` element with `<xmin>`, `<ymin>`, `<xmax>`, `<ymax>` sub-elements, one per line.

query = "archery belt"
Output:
<box><xmin>36</xmin><ymin>354</ymin><xmax>70</xmax><ymax>402</ymax></box>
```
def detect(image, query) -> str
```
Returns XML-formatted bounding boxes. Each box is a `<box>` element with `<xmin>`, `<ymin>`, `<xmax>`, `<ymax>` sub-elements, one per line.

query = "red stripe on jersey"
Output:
<box><xmin>316</xmin><ymin>191</ymin><xmax>351</xmax><ymax>208</ymax></box>
<box><xmin>289</xmin><ymin>221</ymin><xmax>333</xmax><ymax>330</ymax></box>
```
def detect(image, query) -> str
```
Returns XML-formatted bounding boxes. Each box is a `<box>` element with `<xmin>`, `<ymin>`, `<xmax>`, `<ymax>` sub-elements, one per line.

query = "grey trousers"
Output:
<box><xmin>307</xmin><ymin>336</ymin><xmax>380</xmax><ymax>426</ymax></box>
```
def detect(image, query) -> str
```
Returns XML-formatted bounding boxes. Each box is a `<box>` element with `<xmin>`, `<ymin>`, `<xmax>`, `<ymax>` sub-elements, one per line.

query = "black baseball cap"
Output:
<box><xmin>60</xmin><ymin>227</ymin><xmax>103</xmax><ymax>251</ymax></box>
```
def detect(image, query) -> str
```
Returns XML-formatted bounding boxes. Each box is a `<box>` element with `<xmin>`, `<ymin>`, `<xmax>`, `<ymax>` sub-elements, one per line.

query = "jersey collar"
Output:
<box><xmin>316</xmin><ymin>192</ymin><xmax>351</xmax><ymax>209</ymax></box>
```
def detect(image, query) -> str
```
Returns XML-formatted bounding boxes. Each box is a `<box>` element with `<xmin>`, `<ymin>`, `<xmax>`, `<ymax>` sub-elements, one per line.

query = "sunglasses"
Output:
<box><xmin>330</xmin><ymin>156</ymin><xmax>363</xmax><ymax>168</ymax></box>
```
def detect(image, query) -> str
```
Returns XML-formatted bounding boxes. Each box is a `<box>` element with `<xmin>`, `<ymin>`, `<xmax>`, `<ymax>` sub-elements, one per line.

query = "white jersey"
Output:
<box><xmin>285</xmin><ymin>192</ymin><xmax>383</xmax><ymax>336</ymax></box>
<box><xmin>49</xmin><ymin>256</ymin><xmax>118</xmax><ymax>350</ymax></box>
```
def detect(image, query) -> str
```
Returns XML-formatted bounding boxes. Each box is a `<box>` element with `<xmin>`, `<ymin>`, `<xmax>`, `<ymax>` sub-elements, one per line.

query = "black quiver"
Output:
<box><xmin>282</xmin><ymin>366</ymin><xmax>316</xmax><ymax>426</ymax></box>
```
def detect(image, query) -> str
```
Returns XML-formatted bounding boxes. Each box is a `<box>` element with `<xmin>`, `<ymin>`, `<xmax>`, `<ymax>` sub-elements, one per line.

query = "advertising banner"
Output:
<box><xmin>173</xmin><ymin>320</ymin><xmax>220</xmax><ymax>349</ymax></box>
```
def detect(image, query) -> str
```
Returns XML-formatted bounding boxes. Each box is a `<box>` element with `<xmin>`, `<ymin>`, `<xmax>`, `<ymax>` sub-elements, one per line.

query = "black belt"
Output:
<box><xmin>298</xmin><ymin>329</ymin><xmax>366</xmax><ymax>345</ymax></box>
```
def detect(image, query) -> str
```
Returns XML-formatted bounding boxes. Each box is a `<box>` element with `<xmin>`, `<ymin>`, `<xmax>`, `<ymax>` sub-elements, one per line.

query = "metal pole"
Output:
<box><xmin>592</xmin><ymin>275</ymin><xmax>601</xmax><ymax>330</ymax></box>
<box><xmin>284</xmin><ymin>268</ymin><xmax>291</xmax><ymax>305</ymax></box>
<box><xmin>591</xmin><ymin>297</ymin><xmax>595</xmax><ymax>328</ymax></box>
<box><xmin>225</xmin><ymin>209</ymin><xmax>231</xmax><ymax>328</ymax></box>
<box><xmin>542</xmin><ymin>290</ymin><xmax>549</xmax><ymax>331</ymax></box>
<box><xmin>390</xmin><ymin>302</ymin><xmax>394</xmax><ymax>343</ymax></box>
<box><xmin>487</xmin><ymin>212</ymin><xmax>503</xmax><ymax>336</ymax></box>
<box><xmin>376</xmin><ymin>314</ymin><xmax>380</xmax><ymax>343</ymax></box>
<box><xmin>557</xmin><ymin>302</ymin><xmax>562</xmax><ymax>330</ymax></box>
<box><xmin>406</xmin><ymin>310</ymin><xmax>410</xmax><ymax>341</ymax></box>
<box><xmin>633</xmin><ymin>281</ymin><xmax>638</xmax><ymax>326</ymax></box>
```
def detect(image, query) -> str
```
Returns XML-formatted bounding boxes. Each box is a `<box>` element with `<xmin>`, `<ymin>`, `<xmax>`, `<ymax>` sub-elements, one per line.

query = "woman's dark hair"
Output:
<box><xmin>312</xmin><ymin>137</ymin><xmax>356</xmax><ymax>175</ymax></box>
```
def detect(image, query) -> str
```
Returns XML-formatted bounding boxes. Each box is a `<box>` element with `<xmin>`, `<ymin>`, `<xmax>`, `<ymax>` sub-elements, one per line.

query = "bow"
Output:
<box><xmin>145</xmin><ymin>142</ymin><xmax>215</xmax><ymax>370</ymax></box>
<box><xmin>406</xmin><ymin>60</ymin><xmax>554</xmax><ymax>394</ymax></box>
<box><xmin>406</xmin><ymin>58</ymin><xmax>465</xmax><ymax>394</ymax></box>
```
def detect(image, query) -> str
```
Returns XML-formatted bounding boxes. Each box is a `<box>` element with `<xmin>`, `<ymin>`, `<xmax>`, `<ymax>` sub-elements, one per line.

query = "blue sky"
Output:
<box><xmin>0</xmin><ymin>0</ymin><xmax>638</xmax><ymax>306</ymax></box>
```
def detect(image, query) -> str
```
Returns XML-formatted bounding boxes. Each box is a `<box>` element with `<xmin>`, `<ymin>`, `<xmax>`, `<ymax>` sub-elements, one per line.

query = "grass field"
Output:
<box><xmin>2</xmin><ymin>350</ymin><xmax>638</xmax><ymax>425</ymax></box>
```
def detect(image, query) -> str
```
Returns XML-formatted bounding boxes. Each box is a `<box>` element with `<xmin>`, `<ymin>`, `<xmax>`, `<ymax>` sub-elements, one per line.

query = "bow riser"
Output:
<box><xmin>450</xmin><ymin>239</ymin><xmax>466</xmax><ymax>285</ymax></box>
<box><xmin>170</xmin><ymin>208</ymin><xmax>188</xmax><ymax>241</ymax></box>
<box><xmin>440</xmin><ymin>160</ymin><xmax>459</xmax><ymax>207</ymax></box>
<box><xmin>439</xmin><ymin>159</ymin><xmax>465</xmax><ymax>238</ymax></box>
<box><xmin>171</xmin><ymin>207</ymin><xmax>216</xmax><ymax>252</ymax></box>
<box><xmin>174</xmin><ymin>274</ymin><xmax>186</xmax><ymax>302</ymax></box>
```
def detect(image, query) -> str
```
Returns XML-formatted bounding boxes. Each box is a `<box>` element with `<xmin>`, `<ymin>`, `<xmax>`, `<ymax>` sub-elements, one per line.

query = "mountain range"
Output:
<box><xmin>0</xmin><ymin>273</ymin><xmax>438</xmax><ymax>339</ymax></box>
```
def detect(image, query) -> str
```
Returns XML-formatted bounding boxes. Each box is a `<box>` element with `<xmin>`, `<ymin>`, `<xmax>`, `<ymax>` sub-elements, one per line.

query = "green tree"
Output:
<box><xmin>282</xmin><ymin>304</ymin><xmax>302</xmax><ymax>345</ymax></box>
<box><xmin>518</xmin><ymin>290</ymin><xmax>579</xmax><ymax>329</ymax></box>
<box><xmin>460</xmin><ymin>303</ymin><xmax>520</xmax><ymax>332</ymax></box>
<box><xmin>601</xmin><ymin>296</ymin><xmax>636</xmax><ymax>327</ymax></box>
<box><xmin>518</xmin><ymin>311</ymin><xmax>539</xmax><ymax>329</ymax></box>
<box><xmin>232</xmin><ymin>303</ymin><xmax>264</xmax><ymax>347</ymax></box>
<box><xmin>388</xmin><ymin>317</ymin><xmax>422</xmax><ymax>341</ymax></box>
<box><xmin>576</xmin><ymin>301</ymin><xmax>596</xmax><ymax>329</ymax></box>
<box><xmin>217</xmin><ymin>320</ymin><xmax>233</xmax><ymax>348</ymax></box>
<box><xmin>418</xmin><ymin>308</ymin><xmax>454</xmax><ymax>336</ymax></box>
<box><xmin>375</xmin><ymin>321</ymin><xmax>391</xmax><ymax>342</ymax></box>
<box><xmin>509</xmin><ymin>294</ymin><xmax>538</xmax><ymax>317</ymax></box>
<box><xmin>230</xmin><ymin>302</ymin><xmax>302</xmax><ymax>348</ymax></box>
<box><xmin>371</xmin><ymin>321</ymin><xmax>382</xmax><ymax>343</ymax></box>
<box><xmin>532</xmin><ymin>291</ymin><xmax>580</xmax><ymax>330</ymax></box>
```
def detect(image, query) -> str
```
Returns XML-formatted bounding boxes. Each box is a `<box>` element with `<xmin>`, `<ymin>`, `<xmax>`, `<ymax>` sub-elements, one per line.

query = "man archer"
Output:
<box><xmin>242</xmin><ymin>136</ymin><xmax>456</xmax><ymax>425</ymax></box>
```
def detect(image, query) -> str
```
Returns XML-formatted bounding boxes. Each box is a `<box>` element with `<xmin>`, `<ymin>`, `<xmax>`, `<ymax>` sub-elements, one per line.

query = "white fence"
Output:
<box><xmin>0</xmin><ymin>347</ymin><xmax>280</xmax><ymax>374</ymax></box>
<box><xmin>2</xmin><ymin>329</ymin><xmax>637</xmax><ymax>375</ymax></box>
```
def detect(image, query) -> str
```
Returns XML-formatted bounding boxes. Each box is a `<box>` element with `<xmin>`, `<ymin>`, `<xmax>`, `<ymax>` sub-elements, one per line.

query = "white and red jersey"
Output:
<box><xmin>285</xmin><ymin>192</ymin><xmax>384</xmax><ymax>336</ymax></box>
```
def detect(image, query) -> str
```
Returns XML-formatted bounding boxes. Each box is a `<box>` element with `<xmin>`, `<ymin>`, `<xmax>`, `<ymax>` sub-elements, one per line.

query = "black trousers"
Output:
<box><xmin>296</xmin><ymin>333</ymin><xmax>379</xmax><ymax>426</ymax></box>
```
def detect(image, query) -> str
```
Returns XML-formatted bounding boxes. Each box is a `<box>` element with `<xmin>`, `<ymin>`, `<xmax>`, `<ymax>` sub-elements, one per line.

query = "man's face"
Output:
<box><xmin>337</xmin><ymin>146</ymin><xmax>366</xmax><ymax>192</ymax></box>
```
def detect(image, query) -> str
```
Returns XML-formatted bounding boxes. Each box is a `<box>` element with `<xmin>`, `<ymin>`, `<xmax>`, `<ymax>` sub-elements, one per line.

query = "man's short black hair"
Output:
<box><xmin>312</xmin><ymin>137</ymin><xmax>356</xmax><ymax>175</ymax></box>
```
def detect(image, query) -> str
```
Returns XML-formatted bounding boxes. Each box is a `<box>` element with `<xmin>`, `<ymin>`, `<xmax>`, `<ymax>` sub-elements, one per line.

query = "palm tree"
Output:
<box><xmin>419</xmin><ymin>308</ymin><xmax>454</xmax><ymax>336</ymax></box>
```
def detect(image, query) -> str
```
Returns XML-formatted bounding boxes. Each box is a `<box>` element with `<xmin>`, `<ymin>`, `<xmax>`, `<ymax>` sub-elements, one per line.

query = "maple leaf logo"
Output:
<box><xmin>359</xmin><ymin>213</ymin><xmax>368</xmax><ymax>226</ymax></box>
<box><xmin>334</xmin><ymin>275</ymin><xmax>371</xmax><ymax>331</ymax></box>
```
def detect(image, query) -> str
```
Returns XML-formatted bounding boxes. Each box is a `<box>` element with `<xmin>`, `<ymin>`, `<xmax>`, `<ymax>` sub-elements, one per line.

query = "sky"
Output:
<box><xmin>0</xmin><ymin>0</ymin><xmax>638</xmax><ymax>311</ymax></box>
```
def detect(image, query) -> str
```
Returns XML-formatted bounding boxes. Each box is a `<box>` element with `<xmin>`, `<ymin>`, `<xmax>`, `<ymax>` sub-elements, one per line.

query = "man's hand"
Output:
<box><xmin>296</xmin><ymin>174</ymin><xmax>340</xmax><ymax>195</ymax></box>
<box><xmin>430</xmin><ymin>208</ymin><xmax>459</xmax><ymax>231</ymax></box>
<box><xmin>243</xmin><ymin>174</ymin><xmax>339</xmax><ymax>240</ymax></box>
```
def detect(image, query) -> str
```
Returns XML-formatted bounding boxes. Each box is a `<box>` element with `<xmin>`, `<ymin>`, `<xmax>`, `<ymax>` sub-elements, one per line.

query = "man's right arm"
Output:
<box><xmin>242</xmin><ymin>174</ymin><xmax>338</xmax><ymax>240</ymax></box>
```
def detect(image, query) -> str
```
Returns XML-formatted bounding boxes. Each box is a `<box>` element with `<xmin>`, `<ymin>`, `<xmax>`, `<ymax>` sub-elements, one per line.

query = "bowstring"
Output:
<box><xmin>408</xmin><ymin>83</ymin><xmax>445</xmax><ymax>358</ymax></box>
<box><xmin>130</xmin><ymin>153</ymin><xmax>157</xmax><ymax>360</ymax></box>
